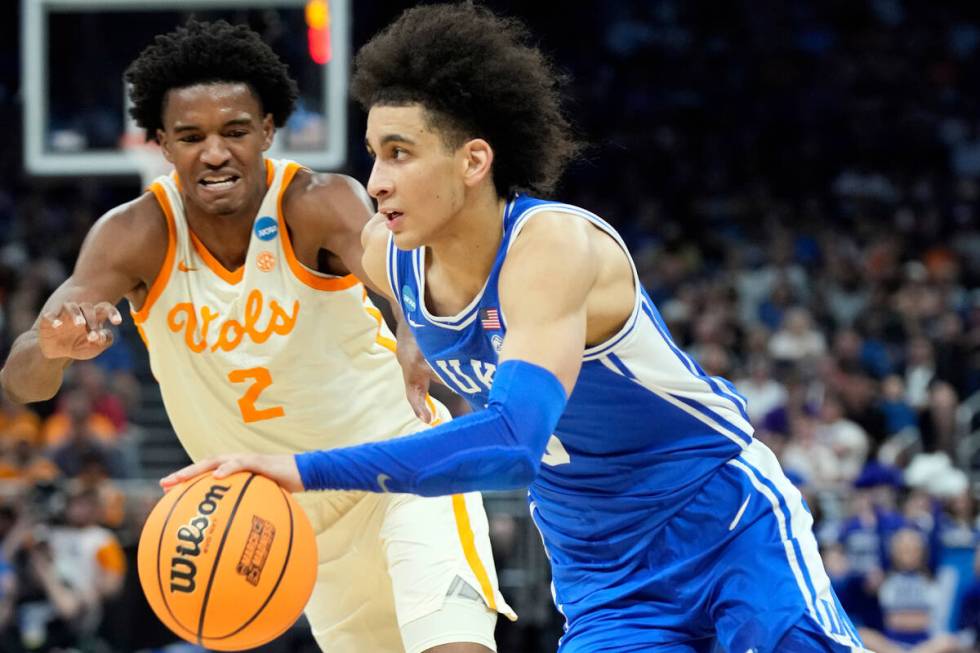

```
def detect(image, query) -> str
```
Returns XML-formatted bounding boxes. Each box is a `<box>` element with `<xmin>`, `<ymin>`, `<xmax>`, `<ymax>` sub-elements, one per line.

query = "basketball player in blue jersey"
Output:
<box><xmin>165</xmin><ymin>5</ymin><xmax>868</xmax><ymax>652</ymax></box>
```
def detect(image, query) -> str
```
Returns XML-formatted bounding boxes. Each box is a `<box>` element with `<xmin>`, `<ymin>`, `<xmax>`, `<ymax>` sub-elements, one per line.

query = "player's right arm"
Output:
<box><xmin>0</xmin><ymin>195</ymin><xmax>165</xmax><ymax>403</ymax></box>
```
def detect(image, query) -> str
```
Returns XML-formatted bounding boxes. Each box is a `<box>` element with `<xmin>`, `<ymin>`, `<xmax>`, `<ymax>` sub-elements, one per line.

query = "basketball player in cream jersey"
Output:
<box><xmin>0</xmin><ymin>21</ymin><xmax>512</xmax><ymax>653</ymax></box>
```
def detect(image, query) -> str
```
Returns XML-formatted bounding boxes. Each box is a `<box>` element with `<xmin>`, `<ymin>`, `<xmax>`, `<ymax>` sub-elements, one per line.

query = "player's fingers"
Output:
<box><xmin>160</xmin><ymin>457</ymin><xmax>224</xmax><ymax>488</ymax></box>
<box><xmin>212</xmin><ymin>460</ymin><xmax>244</xmax><ymax>479</ymax></box>
<box><xmin>89</xmin><ymin>329</ymin><xmax>114</xmax><ymax>348</ymax></box>
<box><xmin>408</xmin><ymin>386</ymin><xmax>433</xmax><ymax>424</ymax></box>
<box><xmin>84</xmin><ymin>328</ymin><xmax>112</xmax><ymax>346</ymax></box>
<box><xmin>39</xmin><ymin>311</ymin><xmax>65</xmax><ymax>329</ymax></box>
<box><xmin>63</xmin><ymin>302</ymin><xmax>86</xmax><ymax>328</ymax></box>
<box><xmin>79</xmin><ymin>303</ymin><xmax>99</xmax><ymax>332</ymax></box>
<box><xmin>93</xmin><ymin>301</ymin><xmax>123</xmax><ymax>326</ymax></box>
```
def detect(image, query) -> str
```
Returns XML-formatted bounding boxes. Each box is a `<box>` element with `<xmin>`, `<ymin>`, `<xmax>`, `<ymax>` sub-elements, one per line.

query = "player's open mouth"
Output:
<box><xmin>199</xmin><ymin>175</ymin><xmax>241</xmax><ymax>192</ymax></box>
<box><xmin>381</xmin><ymin>209</ymin><xmax>404</xmax><ymax>230</ymax></box>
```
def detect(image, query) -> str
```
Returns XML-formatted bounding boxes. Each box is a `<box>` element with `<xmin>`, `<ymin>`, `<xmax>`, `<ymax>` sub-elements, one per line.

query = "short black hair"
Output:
<box><xmin>351</xmin><ymin>3</ymin><xmax>581</xmax><ymax>197</ymax></box>
<box><xmin>124</xmin><ymin>20</ymin><xmax>299</xmax><ymax>141</ymax></box>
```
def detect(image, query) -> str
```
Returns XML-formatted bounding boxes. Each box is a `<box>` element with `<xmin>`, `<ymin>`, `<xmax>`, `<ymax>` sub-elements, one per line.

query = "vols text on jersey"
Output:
<box><xmin>166</xmin><ymin>288</ymin><xmax>299</xmax><ymax>353</ymax></box>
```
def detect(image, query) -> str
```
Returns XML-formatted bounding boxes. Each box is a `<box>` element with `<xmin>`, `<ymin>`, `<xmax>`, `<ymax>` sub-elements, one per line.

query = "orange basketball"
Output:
<box><xmin>137</xmin><ymin>471</ymin><xmax>317</xmax><ymax>651</ymax></box>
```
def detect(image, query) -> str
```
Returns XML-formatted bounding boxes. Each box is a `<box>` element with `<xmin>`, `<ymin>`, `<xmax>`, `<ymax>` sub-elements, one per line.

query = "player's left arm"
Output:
<box><xmin>160</xmin><ymin>212</ymin><xmax>595</xmax><ymax>495</ymax></box>
<box><xmin>294</xmin><ymin>172</ymin><xmax>433</xmax><ymax>420</ymax></box>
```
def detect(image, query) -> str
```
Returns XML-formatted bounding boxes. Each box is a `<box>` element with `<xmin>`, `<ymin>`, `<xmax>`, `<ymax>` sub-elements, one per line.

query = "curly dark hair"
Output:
<box><xmin>351</xmin><ymin>3</ymin><xmax>581</xmax><ymax>197</ymax></box>
<box><xmin>124</xmin><ymin>20</ymin><xmax>298</xmax><ymax>141</ymax></box>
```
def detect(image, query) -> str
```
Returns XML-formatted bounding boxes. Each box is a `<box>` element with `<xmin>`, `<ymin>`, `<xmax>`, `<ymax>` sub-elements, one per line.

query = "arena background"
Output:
<box><xmin>1</xmin><ymin>1</ymin><xmax>979</xmax><ymax>651</ymax></box>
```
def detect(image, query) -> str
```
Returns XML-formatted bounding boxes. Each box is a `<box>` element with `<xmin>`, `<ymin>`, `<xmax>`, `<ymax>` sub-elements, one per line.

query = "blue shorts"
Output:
<box><xmin>556</xmin><ymin>441</ymin><xmax>869</xmax><ymax>652</ymax></box>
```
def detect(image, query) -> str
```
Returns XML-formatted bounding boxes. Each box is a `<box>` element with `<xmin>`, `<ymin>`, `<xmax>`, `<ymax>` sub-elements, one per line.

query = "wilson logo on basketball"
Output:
<box><xmin>169</xmin><ymin>483</ymin><xmax>231</xmax><ymax>594</ymax></box>
<box><xmin>166</xmin><ymin>289</ymin><xmax>299</xmax><ymax>353</ymax></box>
<box><xmin>236</xmin><ymin>515</ymin><xmax>276</xmax><ymax>586</ymax></box>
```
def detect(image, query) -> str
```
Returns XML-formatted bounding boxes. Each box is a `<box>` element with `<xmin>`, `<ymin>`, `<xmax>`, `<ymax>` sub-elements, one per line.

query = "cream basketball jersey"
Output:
<box><xmin>131</xmin><ymin>159</ymin><xmax>435</xmax><ymax>461</ymax></box>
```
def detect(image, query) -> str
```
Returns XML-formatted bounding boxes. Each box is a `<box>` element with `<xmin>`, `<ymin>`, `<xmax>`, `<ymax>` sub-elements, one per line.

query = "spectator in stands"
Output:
<box><xmin>0</xmin><ymin>436</ymin><xmax>59</xmax><ymax>487</ymax></box>
<box><xmin>41</xmin><ymin>388</ymin><xmax>116</xmax><ymax>449</ymax></box>
<box><xmin>880</xmin><ymin>375</ymin><xmax>919</xmax><ymax>437</ymax></box>
<box><xmin>838</xmin><ymin>464</ymin><xmax>907</xmax><ymax>575</ymax></box>
<box><xmin>918</xmin><ymin>381</ymin><xmax>960</xmax><ymax>457</ymax></box>
<box><xmin>817</xmin><ymin>394</ymin><xmax>871</xmax><ymax>484</ymax></box>
<box><xmin>769</xmin><ymin>306</ymin><xmax>827</xmax><ymax>365</ymax></box>
<box><xmin>957</xmin><ymin>545</ymin><xmax>980</xmax><ymax>647</ymax></box>
<box><xmin>823</xmin><ymin>541</ymin><xmax>884</xmax><ymax>631</ymax></box>
<box><xmin>48</xmin><ymin>391</ymin><xmax>126</xmax><ymax>479</ymax></box>
<box><xmin>47</xmin><ymin>486</ymin><xmax>125</xmax><ymax>612</ymax></box>
<box><xmin>860</xmin><ymin>528</ymin><xmax>961</xmax><ymax>653</ymax></box>
<box><xmin>73</xmin><ymin>363</ymin><xmax>127</xmax><ymax>433</ymax></box>
<box><xmin>0</xmin><ymin>397</ymin><xmax>39</xmax><ymax>447</ymax></box>
<box><xmin>905</xmin><ymin>337</ymin><xmax>938</xmax><ymax>411</ymax></box>
<box><xmin>734</xmin><ymin>355</ymin><xmax>786</xmax><ymax>425</ymax></box>
<box><xmin>782</xmin><ymin>408</ymin><xmax>840</xmax><ymax>489</ymax></box>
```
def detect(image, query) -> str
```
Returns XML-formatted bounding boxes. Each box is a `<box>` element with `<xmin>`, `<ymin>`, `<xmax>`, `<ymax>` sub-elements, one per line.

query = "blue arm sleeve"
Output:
<box><xmin>294</xmin><ymin>360</ymin><xmax>568</xmax><ymax>496</ymax></box>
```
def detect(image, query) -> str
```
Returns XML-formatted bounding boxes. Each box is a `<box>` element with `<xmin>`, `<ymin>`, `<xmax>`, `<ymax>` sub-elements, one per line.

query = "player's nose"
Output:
<box><xmin>200</xmin><ymin>135</ymin><xmax>232</xmax><ymax>167</ymax></box>
<box><xmin>366</xmin><ymin>161</ymin><xmax>392</xmax><ymax>200</ymax></box>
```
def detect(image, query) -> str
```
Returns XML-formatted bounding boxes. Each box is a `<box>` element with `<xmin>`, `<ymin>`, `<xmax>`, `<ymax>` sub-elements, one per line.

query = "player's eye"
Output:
<box><xmin>392</xmin><ymin>147</ymin><xmax>408</xmax><ymax>160</ymax></box>
<box><xmin>180</xmin><ymin>135</ymin><xmax>203</xmax><ymax>143</ymax></box>
<box><xmin>226</xmin><ymin>130</ymin><xmax>247</xmax><ymax>138</ymax></box>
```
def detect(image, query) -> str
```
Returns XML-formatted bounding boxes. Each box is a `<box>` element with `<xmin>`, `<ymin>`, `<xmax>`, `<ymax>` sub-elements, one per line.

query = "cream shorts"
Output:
<box><xmin>294</xmin><ymin>489</ymin><xmax>516</xmax><ymax>653</ymax></box>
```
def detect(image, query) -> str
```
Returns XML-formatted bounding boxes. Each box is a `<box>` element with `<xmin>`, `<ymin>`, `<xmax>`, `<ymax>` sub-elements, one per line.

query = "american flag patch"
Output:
<box><xmin>480</xmin><ymin>308</ymin><xmax>501</xmax><ymax>330</ymax></box>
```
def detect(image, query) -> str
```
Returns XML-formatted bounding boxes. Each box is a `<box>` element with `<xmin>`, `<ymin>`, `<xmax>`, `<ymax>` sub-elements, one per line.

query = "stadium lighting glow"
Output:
<box><xmin>306</xmin><ymin>0</ymin><xmax>331</xmax><ymax>64</ymax></box>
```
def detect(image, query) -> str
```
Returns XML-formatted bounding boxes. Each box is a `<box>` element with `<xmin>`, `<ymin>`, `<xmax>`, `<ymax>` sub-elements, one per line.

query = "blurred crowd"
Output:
<box><xmin>0</xmin><ymin>0</ymin><xmax>979</xmax><ymax>651</ymax></box>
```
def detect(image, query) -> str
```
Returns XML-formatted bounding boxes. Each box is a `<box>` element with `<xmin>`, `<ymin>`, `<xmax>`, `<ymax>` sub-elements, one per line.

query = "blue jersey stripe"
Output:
<box><xmin>605</xmin><ymin>353</ymin><xmax>636</xmax><ymax>379</ymax></box>
<box><xmin>670</xmin><ymin>393</ymin><xmax>753</xmax><ymax>445</ymax></box>
<box><xmin>739</xmin><ymin>457</ymin><xmax>821</xmax><ymax>623</ymax></box>
<box><xmin>641</xmin><ymin>298</ymin><xmax>752</xmax><ymax>425</ymax></box>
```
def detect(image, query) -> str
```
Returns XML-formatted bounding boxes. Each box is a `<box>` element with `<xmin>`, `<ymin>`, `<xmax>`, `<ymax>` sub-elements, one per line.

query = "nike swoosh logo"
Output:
<box><xmin>729</xmin><ymin>495</ymin><xmax>751</xmax><ymax>531</ymax></box>
<box><xmin>407</xmin><ymin>318</ymin><xmax>426</xmax><ymax>328</ymax></box>
<box><xmin>377</xmin><ymin>473</ymin><xmax>392</xmax><ymax>493</ymax></box>
<box><xmin>177</xmin><ymin>260</ymin><xmax>198</xmax><ymax>272</ymax></box>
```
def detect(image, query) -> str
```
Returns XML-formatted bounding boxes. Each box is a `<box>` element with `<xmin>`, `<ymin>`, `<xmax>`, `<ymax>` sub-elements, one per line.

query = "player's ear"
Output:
<box><xmin>260</xmin><ymin>114</ymin><xmax>275</xmax><ymax>151</ymax></box>
<box><xmin>157</xmin><ymin>130</ymin><xmax>175</xmax><ymax>164</ymax></box>
<box><xmin>460</xmin><ymin>138</ymin><xmax>494</xmax><ymax>188</ymax></box>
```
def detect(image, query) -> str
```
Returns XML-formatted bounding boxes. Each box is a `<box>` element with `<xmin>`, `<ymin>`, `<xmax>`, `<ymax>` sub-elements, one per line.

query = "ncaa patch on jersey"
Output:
<box><xmin>490</xmin><ymin>334</ymin><xmax>504</xmax><ymax>352</ymax></box>
<box><xmin>254</xmin><ymin>216</ymin><xmax>278</xmax><ymax>241</ymax></box>
<box><xmin>401</xmin><ymin>285</ymin><xmax>418</xmax><ymax>313</ymax></box>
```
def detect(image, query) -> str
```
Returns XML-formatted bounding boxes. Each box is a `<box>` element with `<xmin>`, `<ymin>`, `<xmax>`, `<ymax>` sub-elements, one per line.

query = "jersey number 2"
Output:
<box><xmin>228</xmin><ymin>367</ymin><xmax>285</xmax><ymax>423</ymax></box>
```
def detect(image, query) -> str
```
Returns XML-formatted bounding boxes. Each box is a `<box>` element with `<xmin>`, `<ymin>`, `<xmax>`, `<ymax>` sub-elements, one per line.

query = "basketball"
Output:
<box><xmin>137</xmin><ymin>471</ymin><xmax>317</xmax><ymax>651</ymax></box>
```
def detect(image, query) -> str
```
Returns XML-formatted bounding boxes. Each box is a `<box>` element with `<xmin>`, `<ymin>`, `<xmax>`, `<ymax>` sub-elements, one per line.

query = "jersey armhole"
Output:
<box><xmin>505</xmin><ymin>205</ymin><xmax>643</xmax><ymax>360</ymax></box>
<box><xmin>278</xmin><ymin>163</ymin><xmax>359</xmax><ymax>292</ymax></box>
<box><xmin>131</xmin><ymin>183</ymin><xmax>177</xmax><ymax>324</ymax></box>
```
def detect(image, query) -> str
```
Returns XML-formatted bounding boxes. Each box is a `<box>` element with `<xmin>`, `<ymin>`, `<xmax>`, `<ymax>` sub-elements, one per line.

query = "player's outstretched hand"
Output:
<box><xmin>38</xmin><ymin>301</ymin><xmax>122</xmax><ymax>361</ymax></box>
<box><xmin>160</xmin><ymin>453</ymin><xmax>305</xmax><ymax>493</ymax></box>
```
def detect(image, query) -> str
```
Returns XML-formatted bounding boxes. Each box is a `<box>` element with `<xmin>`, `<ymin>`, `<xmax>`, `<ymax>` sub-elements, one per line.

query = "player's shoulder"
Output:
<box><xmin>85</xmin><ymin>192</ymin><xmax>169</xmax><ymax>280</ymax></box>
<box><xmin>509</xmin><ymin>205</ymin><xmax>595</xmax><ymax>258</ymax></box>
<box><xmin>282</xmin><ymin>168</ymin><xmax>365</xmax><ymax>218</ymax></box>
<box><xmin>501</xmin><ymin>201</ymin><xmax>606</xmax><ymax>297</ymax></box>
<box><xmin>91</xmin><ymin>191</ymin><xmax>168</xmax><ymax>250</ymax></box>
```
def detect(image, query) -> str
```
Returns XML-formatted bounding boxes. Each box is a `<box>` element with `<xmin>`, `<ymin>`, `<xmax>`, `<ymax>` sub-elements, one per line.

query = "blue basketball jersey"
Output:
<box><xmin>386</xmin><ymin>195</ymin><xmax>754</xmax><ymax>607</ymax></box>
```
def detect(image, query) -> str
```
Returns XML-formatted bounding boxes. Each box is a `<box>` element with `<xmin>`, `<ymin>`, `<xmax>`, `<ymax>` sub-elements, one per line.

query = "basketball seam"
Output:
<box><xmin>155</xmin><ymin>476</ymin><xmax>211</xmax><ymax>638</ymax></box>
<box><xmin>206</xmin><ymin>483</ymin><xmax>297</xmax><ymax>642</ymax></box>
<box><xmin>196</xmin><ymin>473</ymin><xmax>257</xmax><ymax>644</ymax></box>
